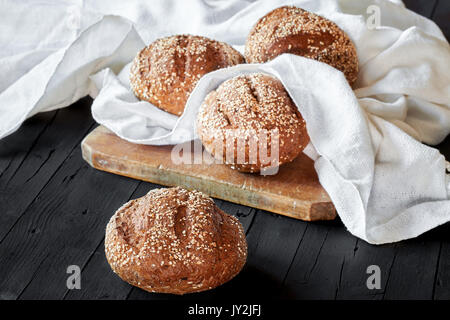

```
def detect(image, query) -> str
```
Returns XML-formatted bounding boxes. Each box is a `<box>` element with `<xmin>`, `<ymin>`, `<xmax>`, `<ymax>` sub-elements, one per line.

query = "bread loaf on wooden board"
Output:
<box><xmin>81</xmin><ymin>125</ymin><xmax>336</xmax><ymax>221</ymax></box>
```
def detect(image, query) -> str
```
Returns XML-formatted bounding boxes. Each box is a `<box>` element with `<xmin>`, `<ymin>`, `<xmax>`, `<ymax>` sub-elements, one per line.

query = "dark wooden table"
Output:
<box><xmin>1</xmin><ymin>1</ymin><xmax>449</xmax><ymax>300</ymax></box>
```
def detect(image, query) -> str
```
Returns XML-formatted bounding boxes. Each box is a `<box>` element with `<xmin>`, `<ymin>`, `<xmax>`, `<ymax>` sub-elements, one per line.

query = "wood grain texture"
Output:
<box><xmin>0</xmin><ymin>98</ymin><xmax>97</xmax><ymax>243</ymax></box>
<box><xmin>81</xmin><ymin>125</ymin><xmax>336</xmax><ymax>221</ymax></box>
<box><xmin>2</xmin><ymin>145</ymin><xmax>141</xmax><ymax>300</ymax></box>
<box><xmin>383</xmin><ymin>239</ymin><xmax>440</xmax><ymax>299</ymax></box>
<box><xmin>0</xmin><ymin>1</ymin><xmax>448</xmax><ymax>301</ymax></box>
<box><xmin>281</xmin><ymin>220</ymin><xmax>360</xmax><ymax>299</ymax></box>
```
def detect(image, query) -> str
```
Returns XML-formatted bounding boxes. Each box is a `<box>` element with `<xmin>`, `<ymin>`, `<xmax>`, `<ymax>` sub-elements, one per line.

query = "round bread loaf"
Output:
<box><xmin>245</xmin><ymin>6</ymin><xmax>358</xmax><ymax>85</ymax></box>
<box><xmin>105</xmin><ymin>187</ymin><xmax>247</xmax><ymax>295</ymax></box>
<box><xmin>130</xmin><ymin>34</ymin><xmax>245</xmax><ymax>116</ymax></box>
<box><xmin>196</xmin><ymin>73</ymin><xmax>309</xmax><ymax>173</ymax></box>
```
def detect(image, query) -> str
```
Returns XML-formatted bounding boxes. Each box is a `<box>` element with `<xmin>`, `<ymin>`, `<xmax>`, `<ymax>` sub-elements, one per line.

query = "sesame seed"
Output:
<box><xmin>244</xmin><ymin>6</ymin><xmax>358</xmax><ymax>85</ymax></box>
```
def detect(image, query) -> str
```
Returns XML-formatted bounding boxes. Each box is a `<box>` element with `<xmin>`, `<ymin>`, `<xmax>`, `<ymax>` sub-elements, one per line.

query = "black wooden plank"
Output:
<box><xmin>0</xmin><ymin>111</ymin><xmax>55</xmax><ymax>179</ymax></box>
<box><xmin>63</xmin><ymin>182</ymin><xmax>156</xmax><ymax>300</ymax></box>
<box><xmin>0</xmin><ymin>138</ymin><xmax>141</xmax><ymax>299</ymax></box>
<box><xmin>334</xmin><ymin>215</ymin><xmax>448</xmax><ymax>300</ymax></box>
<box><xmin>0</xmin><ymin>97</ymin><xmax>95</xmax><ymax>242</ymax></box>
<box><xmin>382</xmin><ymin>237</ymin><xmax>440</xmax><ymax>299</ymax></box>
<box><xmin>0</xmin><ymin>0</ymin><xmax>447</xmax><ymax>301</ymax></box>
<box><xmin>64</xmin><ymin>240</ymin><xmax>133</xmax><ymax>300</ymax></box>
<box><xmin>404</xmin><ymin>0</ymin><xmax>437</xmax><ymax>18</ymax></box>
<box><xmin>334</xmin><ymin>240</ymin><xmax>396</xmax><ymax>299</ymax></box>
<box><xmin>63</xmin><ymin>181</ymin><xmax>162</xmax><ymax>300</ymax></box>
<box><xmin>0</xmin><ymin>111</ymin><xmax>57</xmax><ymax>235</ymax></box>
<box><xmin>236</xmin><ymin>211</ymin><xmax>308</xmax><ymax>299</ymax></box>
<box><xmin>281</xmin><ymin>219</ymin><xmax>358</xmax><ymax>299</ymax></box>
<box><xmin>432</xmin><ymin>0</ymin><xmax>450</xmax><ymax>40</ymax></box>
<box><xmin>425</xmin><ymin>220</ymin><xmax>450</xmax><ymax>299</ymax></box>
<box><xmin>214</xmin><ymin>199</ymin><xmax>257</xmax><ymax>235</ymax></box>
<box><xmin>435</xmin><ymin>241</ymin><xmax>450</xmax><ymax>299</ymax></box>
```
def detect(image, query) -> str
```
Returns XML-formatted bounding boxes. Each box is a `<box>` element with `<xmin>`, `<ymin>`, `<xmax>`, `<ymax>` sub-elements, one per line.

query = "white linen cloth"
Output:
<box><xmin>0</xmin><ymin>0</ymin><xmax>449</xmax><ymax>244</ymax></box>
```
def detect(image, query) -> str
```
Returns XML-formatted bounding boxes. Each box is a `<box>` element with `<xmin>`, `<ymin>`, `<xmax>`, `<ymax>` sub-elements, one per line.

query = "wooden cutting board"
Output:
<box><xmin>81</xmin><ymin>125</ymin><xmax>335</xmax><ymax>221</ymax></box>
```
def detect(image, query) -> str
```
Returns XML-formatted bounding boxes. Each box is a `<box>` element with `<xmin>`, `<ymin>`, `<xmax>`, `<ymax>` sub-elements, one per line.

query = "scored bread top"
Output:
<box><xmin>245</xmin><ymin>6</ymin><xmax>358</xmax><ymax>85</ymax></box>
<box><xmin>105</xmin><ymin>187</ymin><xmax>247</xmax><ymax>295</ymax></box>
<box><xmin>196</xmin><ymin>73</ymin><xmax>309</xmax><ymax>172</ymax></box>
<box><xmin>130</xmin><ymin>34</ymin><xmax>245</xmax><ymax>116</ymax></box>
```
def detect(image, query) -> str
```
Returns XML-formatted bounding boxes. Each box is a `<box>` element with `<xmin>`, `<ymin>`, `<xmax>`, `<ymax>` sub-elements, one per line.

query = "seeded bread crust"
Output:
<box><xmin>196</xmin><ymin>73</ymin><xmax>309</xmax><ymax>173</ymax></box>
<box><xmin>105</xmin><ymin>187</ymin><xmax>247</xmax><ymax>295</ymax></box>
<box><xmin>245</xmin><ymin>6</ymin><xmax>358</xmax><ymax>86</ymax></box>
<box><xmin>130</xmin><ymin>34</ymin><xmax>245</xmax><ymax>116</ymax></box>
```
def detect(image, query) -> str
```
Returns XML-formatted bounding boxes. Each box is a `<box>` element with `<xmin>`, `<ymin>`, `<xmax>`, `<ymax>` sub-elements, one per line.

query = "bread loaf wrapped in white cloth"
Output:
<box><xmin>0</xmin><ymin>0</ymin><xmax>449</xmax><ymax>244</ymax></box>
